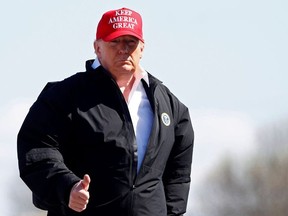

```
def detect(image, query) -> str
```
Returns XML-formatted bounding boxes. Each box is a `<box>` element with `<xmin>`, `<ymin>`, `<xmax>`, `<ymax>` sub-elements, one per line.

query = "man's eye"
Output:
<box><xmin>110</xmin><ymin>40</ymin><xmax>119</xmax><ymax>45</ymax></box>
<box><xmin>128</xmin><ymin>40</ymin><xmax>137</xmax><ymax>46</ymax></box>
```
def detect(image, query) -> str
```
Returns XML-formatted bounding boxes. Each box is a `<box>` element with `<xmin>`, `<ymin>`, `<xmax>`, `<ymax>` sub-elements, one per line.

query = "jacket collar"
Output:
<box><xmin>87</xmin><ymin>59</ymin><xmax>150</xmax><ymax>87</ymax></box>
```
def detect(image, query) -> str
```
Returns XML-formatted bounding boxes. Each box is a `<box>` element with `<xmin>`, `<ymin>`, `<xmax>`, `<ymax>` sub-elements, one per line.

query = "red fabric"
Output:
<box><xmin>96</xmin><ymin>7</ymin><xmax>144</xmax><ymax>42</ymax></box>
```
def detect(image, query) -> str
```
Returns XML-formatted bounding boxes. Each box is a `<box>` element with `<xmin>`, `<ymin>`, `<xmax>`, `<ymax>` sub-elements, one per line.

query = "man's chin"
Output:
<box><xmin>120</xmin><ymin>65</ymin><xmax>135</xmax><ymax>73</ymax></box>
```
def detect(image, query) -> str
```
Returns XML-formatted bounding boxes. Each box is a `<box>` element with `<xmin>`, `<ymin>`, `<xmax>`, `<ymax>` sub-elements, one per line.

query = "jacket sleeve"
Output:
<box><xmin>17</xmin><ymin>82</ymin><xmax>81</xmax><ymax>209</ymax></box>
<box><xmin>163</xmin><ymin>100</ymin><xmax>194</xmax><ymax>216</ymax></box>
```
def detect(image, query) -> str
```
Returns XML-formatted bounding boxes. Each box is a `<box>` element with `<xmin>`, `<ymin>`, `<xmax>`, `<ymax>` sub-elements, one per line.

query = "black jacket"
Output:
<box><xmin>17</xmin><ymin>60</ymin><xmax>194</xmax><ymax>216</ymax></box>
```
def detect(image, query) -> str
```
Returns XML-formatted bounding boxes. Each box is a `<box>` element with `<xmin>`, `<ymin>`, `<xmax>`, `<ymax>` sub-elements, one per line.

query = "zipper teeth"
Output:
<box><xmin>111</xmin><ymin>78</ymin><xmax>137</xmax><ymax>187</ymax></box>
<box><xmin>109</xmin><ymin>77</ymin><xmax>159</xmax><ymax>216</ymax></box>
<box><xmin>133</xmin><ymin>82</ymin><xmax>158</xmax><ymax>187</ymax></box>
<box><xmin>130</xmin><ymin>186</ymin><xmax>135</xmax><ymax>216</ymax></box>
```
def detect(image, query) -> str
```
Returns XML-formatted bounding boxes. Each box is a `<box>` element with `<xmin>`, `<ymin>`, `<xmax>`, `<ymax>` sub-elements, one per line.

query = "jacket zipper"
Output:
<box><xmin>111</xmin><ymin>76</ymin><xmax>159</xmax><ymax>216</ymax></box>
<box><xmin>110</xmin><ymin>78</ymin><xmax>138</xmax><ymax>186</ymax></box>
<box><xmin>112</xmin><ymin>81</ymin><xmax>137</xmax><ymax>216</ymax></box>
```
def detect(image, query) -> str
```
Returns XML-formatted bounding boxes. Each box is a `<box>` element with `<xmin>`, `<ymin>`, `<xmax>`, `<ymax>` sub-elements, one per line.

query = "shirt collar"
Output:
<box><xmin>137</xmin><ymin>65</ymin><xmax>149</xmax><ymax>87</ymax></box>
<box><xmin>91</xmin><ymin>58</ymin><xmax>101</xmax><ymax>69</ymax></box>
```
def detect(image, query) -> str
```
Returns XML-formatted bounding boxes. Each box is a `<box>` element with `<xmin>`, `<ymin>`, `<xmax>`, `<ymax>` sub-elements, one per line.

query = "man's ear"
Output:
<box><xmin>140</xmin><ymin>42</ymin><xmax>145</xmax><ymax>52</ymax></box>
<box><xmin>94</xmin><ymin>40</ymin><xmax>100</xmax><ymax>56</ymax></box>
<box><xmin>140</xmin><ymin>42</ymin><xmax>145</xmax><ymax>58</ymax></box>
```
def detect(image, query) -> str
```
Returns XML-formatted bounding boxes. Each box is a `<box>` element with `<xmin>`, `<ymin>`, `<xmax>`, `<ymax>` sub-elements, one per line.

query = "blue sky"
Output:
<box><xmin>1</xmin><ymin>0</ymin><xmax>287</xmax><ymax>215</ymax></box>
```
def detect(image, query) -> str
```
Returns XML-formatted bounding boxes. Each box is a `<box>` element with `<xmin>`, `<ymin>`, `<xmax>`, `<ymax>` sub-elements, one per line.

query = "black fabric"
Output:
<box><xmin>17</xmin><ymin>60</ymin><xmax>194</xmax><ymax>216</ymax></box>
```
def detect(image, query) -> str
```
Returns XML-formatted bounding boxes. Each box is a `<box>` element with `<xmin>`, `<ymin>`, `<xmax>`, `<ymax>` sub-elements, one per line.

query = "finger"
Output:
<box><xmin>71</xmin><ymin>190</ymin><xmax>89</xmax><ymax>202</ymax></box>
<box><xmin>70</xmin><ymin>195</ymin><xmax>89</xmax><ymax>205</ymax></box>
<box><xmin>69</xmin><ymin>193</ymin><xmax>89</xmax><ymax>212</ymax></box>
<box><xmin>69</xmin><ymin>201</ymin><xmax>88</xmax><ymax>212</ymax></box>
<box><xmin>78</xmin><ymin>190</ymin><xmax>90</xmax><ymax>200</ymax></box>
<box><xmin>82</xmin><ymin>174</ymin><xmax>91</xmax><ymax>191</ymax></box>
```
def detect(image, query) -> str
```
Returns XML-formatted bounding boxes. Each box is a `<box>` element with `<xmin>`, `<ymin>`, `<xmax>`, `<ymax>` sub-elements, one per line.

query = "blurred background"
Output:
<box><xmin>0</xmin><ymin>0</ymin><xmax>287</xmax><ymax>215</ymax></box>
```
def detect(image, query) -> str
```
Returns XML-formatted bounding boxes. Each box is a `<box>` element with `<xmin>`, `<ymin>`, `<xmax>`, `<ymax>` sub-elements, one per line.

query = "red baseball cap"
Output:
<box><xmin>96</xmin><ymin>8</ymin><xmax>144</xmax><ymax>42</ymax></box>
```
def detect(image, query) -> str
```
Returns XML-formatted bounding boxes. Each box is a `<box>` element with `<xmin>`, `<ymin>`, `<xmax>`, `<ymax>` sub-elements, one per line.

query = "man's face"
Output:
<box><xmin>94</xmin><ymin>35</ymin><xmax>144</xmax><ymax>77</ymax></box>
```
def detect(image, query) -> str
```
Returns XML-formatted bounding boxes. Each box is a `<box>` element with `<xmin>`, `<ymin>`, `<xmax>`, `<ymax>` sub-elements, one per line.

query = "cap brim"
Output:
<box><xmin>102</xmin><ymin>30</ymin><xmax>144</xmax><ymax>43</ymax></box>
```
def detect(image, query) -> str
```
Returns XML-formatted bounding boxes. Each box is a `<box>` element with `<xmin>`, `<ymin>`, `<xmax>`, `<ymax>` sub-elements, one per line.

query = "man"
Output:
<box><xmin>17</xmin><ymin>7</ymin><xmax>194</xmax><ymax>216</ymax></box>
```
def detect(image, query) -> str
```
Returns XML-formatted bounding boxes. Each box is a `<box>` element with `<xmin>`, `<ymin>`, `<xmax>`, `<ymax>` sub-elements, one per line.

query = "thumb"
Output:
<box><xmin>81</xmin><ymin>174</ymin><xmax>91</xmax><ymax>191</ymax></box>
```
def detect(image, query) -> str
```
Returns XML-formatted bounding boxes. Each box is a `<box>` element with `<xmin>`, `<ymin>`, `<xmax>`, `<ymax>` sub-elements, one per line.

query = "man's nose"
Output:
<box><xmin>118</xmin><ymin>43</ymin><xmax>129</xmax><ymax>54</ymax></box>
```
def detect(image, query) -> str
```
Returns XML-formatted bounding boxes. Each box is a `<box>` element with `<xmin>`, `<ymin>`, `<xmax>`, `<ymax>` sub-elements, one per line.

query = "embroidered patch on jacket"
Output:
<box><xmin>161</xmin><ymin>113</ymin><xmax>171</xmax><ymax>126</ymax></box>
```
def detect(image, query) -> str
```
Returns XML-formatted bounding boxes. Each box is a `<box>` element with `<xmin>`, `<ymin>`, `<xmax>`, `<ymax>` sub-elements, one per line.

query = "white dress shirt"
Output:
<box><xmin>92</xmin><ymin>59</ymin><xmax>153</xmax><ymax>172</ymax></box>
